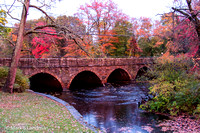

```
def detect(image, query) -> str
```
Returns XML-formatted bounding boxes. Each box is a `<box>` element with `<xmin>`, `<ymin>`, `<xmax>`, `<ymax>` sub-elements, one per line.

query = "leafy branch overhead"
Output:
<box><xmin>172</xmin><ymin>0</ymin><xmax>200</xmax><ymax>57</ymax></box>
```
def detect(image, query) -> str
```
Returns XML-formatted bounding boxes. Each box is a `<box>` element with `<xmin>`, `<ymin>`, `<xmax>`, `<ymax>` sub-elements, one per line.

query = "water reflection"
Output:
<box><xmin>57</xmin><ymin>83</ymin><xmax>169</xmax><ymax>133</ymax></box>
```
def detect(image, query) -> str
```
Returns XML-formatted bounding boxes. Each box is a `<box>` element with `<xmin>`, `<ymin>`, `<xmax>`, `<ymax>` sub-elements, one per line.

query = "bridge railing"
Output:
<box><xmin>0</xmin><ymin>57</ymin><xmax>155</xmax><ymax>68</ymax></box>
<box><xmin>0</xmin><ymin>58</ymin><xmax>12</xmax><ymax>67</ymax></box>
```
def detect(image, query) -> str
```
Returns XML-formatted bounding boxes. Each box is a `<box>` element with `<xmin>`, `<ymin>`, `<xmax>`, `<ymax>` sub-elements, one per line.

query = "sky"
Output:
<box><xmin>54</xmin><ymin>0</ymin><xmax>175</xmax><ymax>19</ymax></box>
<box><xmin>1</xmin><ymin>0</ymin><xmax>175</xmax><ymax>26</ymax></box>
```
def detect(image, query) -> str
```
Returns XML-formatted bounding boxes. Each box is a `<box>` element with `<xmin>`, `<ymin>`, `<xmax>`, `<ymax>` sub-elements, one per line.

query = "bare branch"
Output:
<box><xmin>172</xmin><ymin>7</ymin><xmax>193</xmax><ymax>21</ymax></box>
<box><xmin>30</xmin><ymin>24</ymin><xmax>57</xmax><ymax>30</ymax></box>
<box><xmin>29</xmin><ymin>4</ymin><xmax>55</xmax><ymax>23</ymax></box>
<box><xmin>25</xmin><ymin>24</ymin><xmax>64</xmax><ymax>36</ymax></box>
<box><xmin>186</xmin><ymin>0</ymin><xmax>192</xmax><ymax>12</ymax></box>
<box><xmin>7</xmin><ymin>0</ymin><xmax>17</xmax><ymax>12</ymax></box>
<box><xmin>25</xmin><ymin>30</ymin><xmax>61</xmax><ymax>36</ymax></box>
<box><xmin>3</xmin><ymin>38</ymin><xmax>15</xmax><ymax>47</ymax></box>
<box><xmin>5</xmin><ymin>0</ymin><xmax>20</xmax><ymax>21</ymax></box>
<box><xmin>7</xmin><ymin>12</ymin><xmax>20</xmax><ymax>21</ymax></box>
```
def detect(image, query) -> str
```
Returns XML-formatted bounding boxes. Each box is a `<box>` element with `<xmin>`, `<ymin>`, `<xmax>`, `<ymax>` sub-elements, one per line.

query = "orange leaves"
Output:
<box><xmin>12</xmin><ymin>34</ymin><xmax>17</xmax><ymax>42</ymax></box>
<box><xmin>155</xmin><ymin>41</ymin><xmax>164</xmax><ymax>47</ymax></box>
<box><xmin>62</xmin><ymin>39</ymin><xmax>89</xmax><ymax>57</ymax></box>
<box><xmin>98</xmin><ymin>30</ymin><xmax>119</xmax><ymax>55</ymax></box>
<box><xmin>101</xmin><ymin>43</ymin><xmax>116</xmax><ymax>55</ymax></box>
<box><xmin>135</xmin><ymin>17</ymin><xmax>153</xmax><ymax>39</ymax></box>
<box><xmin>137</xmin><ymin>29</ymin><xmax>148</xmax><ymax>38</ymax></box>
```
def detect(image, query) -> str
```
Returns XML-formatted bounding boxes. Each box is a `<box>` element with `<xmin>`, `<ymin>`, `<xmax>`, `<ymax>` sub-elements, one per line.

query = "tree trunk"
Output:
<box><xmin>194</xmin><ymin>24</ymin><xmax>200</xmax><ymax>58</ymax></box>
<box><xmin>3</xmin><ymin>0</ymin><xmax>30</xmax><ymax>93</ymax></box>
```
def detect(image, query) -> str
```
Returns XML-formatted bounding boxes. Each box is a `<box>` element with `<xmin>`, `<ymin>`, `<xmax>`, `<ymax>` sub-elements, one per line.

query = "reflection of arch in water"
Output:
<box><xmin>107</xmin><ymin>68</ymin><xmax>131</xmax><ymax>84</ymax></box>
<box><xmin>29</xmin><ymin>72</ymin><xmax>63</xmax><ymax>93</ymax></box>
<box><xmin>135</xmin><ymin>66</ymin><xmax>150</xmax><ymax>80</ymax></box>
<box><xmin>69</xmin><ymin>70</ymin><xmax>103</xmax><ymax>90</ymax></box>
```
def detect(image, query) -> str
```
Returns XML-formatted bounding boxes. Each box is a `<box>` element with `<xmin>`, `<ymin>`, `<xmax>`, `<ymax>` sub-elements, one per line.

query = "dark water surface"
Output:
<box><xmin>56</xmin><ymin>83</ymin><xmax>169</xmax><ymax>133</ymax></box>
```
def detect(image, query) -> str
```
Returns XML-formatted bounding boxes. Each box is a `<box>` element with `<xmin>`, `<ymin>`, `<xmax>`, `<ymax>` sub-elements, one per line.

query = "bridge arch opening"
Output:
<box><xmin>29</xmin><ymin>73</ymin><xmax>63</xmax><ymax>93</ymax></box>
<box><xmin>135</xmin><ymin>66</ymin><xmax>150</xmax><ymax>81</ymax></box>
<box><xmin>107</xmin><ymin>68</ymin><xmax>131</xmax><ymax>85</ymax></box>
<box><xmin>69</xmin><ymin>71</ymin><xmax>103</xmax><ymax>90</ymax></box>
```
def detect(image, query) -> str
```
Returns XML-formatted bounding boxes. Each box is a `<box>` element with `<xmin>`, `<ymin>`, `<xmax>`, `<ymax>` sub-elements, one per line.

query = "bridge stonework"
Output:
<box><xmin>0</xmin><ymin>58</ymin><xmax>153</xmax><ymax>91</ymax></box>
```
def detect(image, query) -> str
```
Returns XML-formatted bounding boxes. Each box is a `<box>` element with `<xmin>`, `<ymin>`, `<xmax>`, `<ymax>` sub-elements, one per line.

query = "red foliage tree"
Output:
<box><xmin>172</xmin><ymin>0</ymin><xmax>200</xmax><ymax>57</ymax></box>
<box><xmin>173</xmin><ymin>18</ymin><xmax>199</xmax><ymax>57</ymax></box>
<box><xmin>31</xmin><ymin>22</ymin><xmax>60</xmax><ymax>58</ymax></box>
<box><xmin>157</xmin><ymin>12</ymin><xmax>199</xmax><ymax>57</ymax></box>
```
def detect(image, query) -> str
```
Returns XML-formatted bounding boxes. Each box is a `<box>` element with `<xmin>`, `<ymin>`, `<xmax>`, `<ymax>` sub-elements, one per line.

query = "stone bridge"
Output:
<box><xmin>0</xmin><ymin>58</ymin><xmax>154</xmax><ymax>92</ymax></box>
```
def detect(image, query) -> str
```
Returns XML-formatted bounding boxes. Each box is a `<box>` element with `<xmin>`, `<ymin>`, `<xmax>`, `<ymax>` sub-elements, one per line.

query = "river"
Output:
<box><xmin>56</xmin><ymin>83</ymin><xmax>169</xmax><ymax>133</ymax></box>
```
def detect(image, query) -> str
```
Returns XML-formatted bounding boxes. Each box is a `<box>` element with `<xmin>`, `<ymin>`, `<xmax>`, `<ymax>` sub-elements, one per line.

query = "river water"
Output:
<box><xmin>56</xmin><ymin>83</ymin><xmax>169</xmax><ymax>133</ymax></box>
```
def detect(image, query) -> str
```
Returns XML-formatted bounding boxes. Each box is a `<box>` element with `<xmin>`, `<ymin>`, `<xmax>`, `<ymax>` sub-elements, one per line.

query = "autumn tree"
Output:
<box><xmin>127</xmin><ymin>36</ymin><xmax>142</xmax><ymax>57</ymax></box>
<box><xmin>172</xmin><ymin>0</ymin><xmax>200</xmax><ymax>57</ymax></box>
<box><xmin>135</xmin><ymin>17</ymin><xmax>167</xmax><ymax>57</ymax></box>
<box><xmin>136</xmin><ymin>17</ymin><xmax>154</xmax><ymax>56</ymax></box>
<box><xmin>0</xmin><ymin>9</ymin><xmax>12</xmax><ymax>57</ymax></box>
<box><xmin>76</xmin><ymin>0</ymin><xmax>128</xmax><ymax>57</ymax></box>
<box><xmin>21</xmin><ymin>17</ymin><xmax>55</xmax><ymax>57</ymax></box>
<box><xmin>151</xmin><ymin>13</ymin><xmax>175</xmax><ymax>56</ymax></box>
<box><xmin>111</xmin><ymin>20</ymin><xmax>133</xmax><ymax>57</ymax></box>
<box><xmin>6</xmin><ymin>18</ymin><xmax>48</xmax><ymax>58</ymax></box>
<box><xmin>30</xmin><ymin>21</ymin><xmax>62</xmax><ymax>58</ymax></box>
<box><xmin>173</xmin><ymin>18</ymin><xmax>198</xmax><ymax>56</ymax></box>
<box><xmin>0</xmin><ymin>9</ymin><xmax>10</xmax><ymax>36</ymax></box>
<box><xmin>158</xmin><ymin>5</ymin><xmax>199</xmax><ymax>57</ymax></box>
<box><xmin>55</xmin><ymin>15</ymin><xmax>88</xmax><ymax>57</ymax></box>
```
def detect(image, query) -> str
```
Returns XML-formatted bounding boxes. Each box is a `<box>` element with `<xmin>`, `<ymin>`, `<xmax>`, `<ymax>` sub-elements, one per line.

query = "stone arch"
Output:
<box><xmin>29</xmin><ymin>71</ymin><xmax>64</xmax><ymax>93</ymax></box>
<box><xmin>135</xmin><ymin>65</ymin><xmax>150</xmax><ymax>80</ymax></box>
<box><xmin>68</xmin><ymin>70</ymin><xmax>103</xmax><ymax>90</ymax></box>
<box><xmin>106</xmin><ymin>68</ymin><xmax>131</xmax><ymax>84</ymax></box>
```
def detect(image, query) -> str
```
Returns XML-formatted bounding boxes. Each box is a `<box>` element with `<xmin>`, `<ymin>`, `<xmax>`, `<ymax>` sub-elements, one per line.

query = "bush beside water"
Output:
<box><xmin>140</xmin><ymin>56</ymin><xmax>200</xmax><ymax>116</ymax></box>
<box><xmin>0</xmin><ymin>67</ymin><xmax>29</xmax><ymax>92</ymax></box>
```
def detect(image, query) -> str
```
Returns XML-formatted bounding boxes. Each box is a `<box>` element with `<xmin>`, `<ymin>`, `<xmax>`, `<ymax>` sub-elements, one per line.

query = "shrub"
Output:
<box><xmin>140</xmin><ymin>56</ymin><xmax>200</xmax><ymax>116</ymax></box>
<box><xmin>0</xmin><ymin>67</ymin><xmax>29</xmax><ymax>92</ymax></box>
<box><xmin>194</xmin><ymin>104</ymin><xmax>200</xmax><ymax>116</ymax></box>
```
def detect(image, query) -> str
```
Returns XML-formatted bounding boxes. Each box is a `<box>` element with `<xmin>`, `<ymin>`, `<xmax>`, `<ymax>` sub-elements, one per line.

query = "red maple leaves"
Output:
<box><xmin>31</xmin><ymin>22</ymin><xmax>59</xmax><ymax>58</ymax></box>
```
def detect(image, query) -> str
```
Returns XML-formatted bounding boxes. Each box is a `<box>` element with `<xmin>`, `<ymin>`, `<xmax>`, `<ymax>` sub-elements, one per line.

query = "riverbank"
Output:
<box><xmin>158</xmin><ymin>115</ymin><xmax>200</xmax><ymax>133</ymax></box>
<box><xmin>140</xmin><ymin>113</ymin><xmax>200</xmax><ymax>133</ymax></box>
<box><xmin>0</xmin><ymin>91</ymin><xmax>94</xmax><ymax>132</ymax></box>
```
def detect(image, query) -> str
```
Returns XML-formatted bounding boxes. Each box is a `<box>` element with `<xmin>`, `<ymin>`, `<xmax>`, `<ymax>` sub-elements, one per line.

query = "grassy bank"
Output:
<box><xmin>0</xmin><ymin>92</ymin><xmax>93</xmax><ymax>132</ymax></box>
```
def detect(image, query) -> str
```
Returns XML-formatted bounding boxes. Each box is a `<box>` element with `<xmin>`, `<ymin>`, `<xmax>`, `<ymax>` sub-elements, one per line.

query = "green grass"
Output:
<box><xmin>0</xmin><ymin>92</ymin><xmax>94</xmax><ymax>132</ymax></box>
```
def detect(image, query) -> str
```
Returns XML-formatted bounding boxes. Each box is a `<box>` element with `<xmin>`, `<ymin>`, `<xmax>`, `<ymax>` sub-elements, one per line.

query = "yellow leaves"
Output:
<box><xmin>62</xmin><ymin>39</ymin><xmax>90</xmax><ymax>57</ymax></box>
<box><xmin>0</xmin><ymin>9</ymin><xmax>7</xmax><ymax>26</ymax></box>
<box><xmin>0</xmin><ymin>18</ymin><xmax>7</xmax><ymax>25</ymax></box>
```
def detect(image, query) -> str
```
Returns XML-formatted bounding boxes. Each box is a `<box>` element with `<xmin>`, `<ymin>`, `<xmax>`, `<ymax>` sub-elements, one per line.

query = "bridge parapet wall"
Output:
<box><xmin>0</xmin><ymin>58</ymin><xmax>154</xmax><ymax>68</ymax></box>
